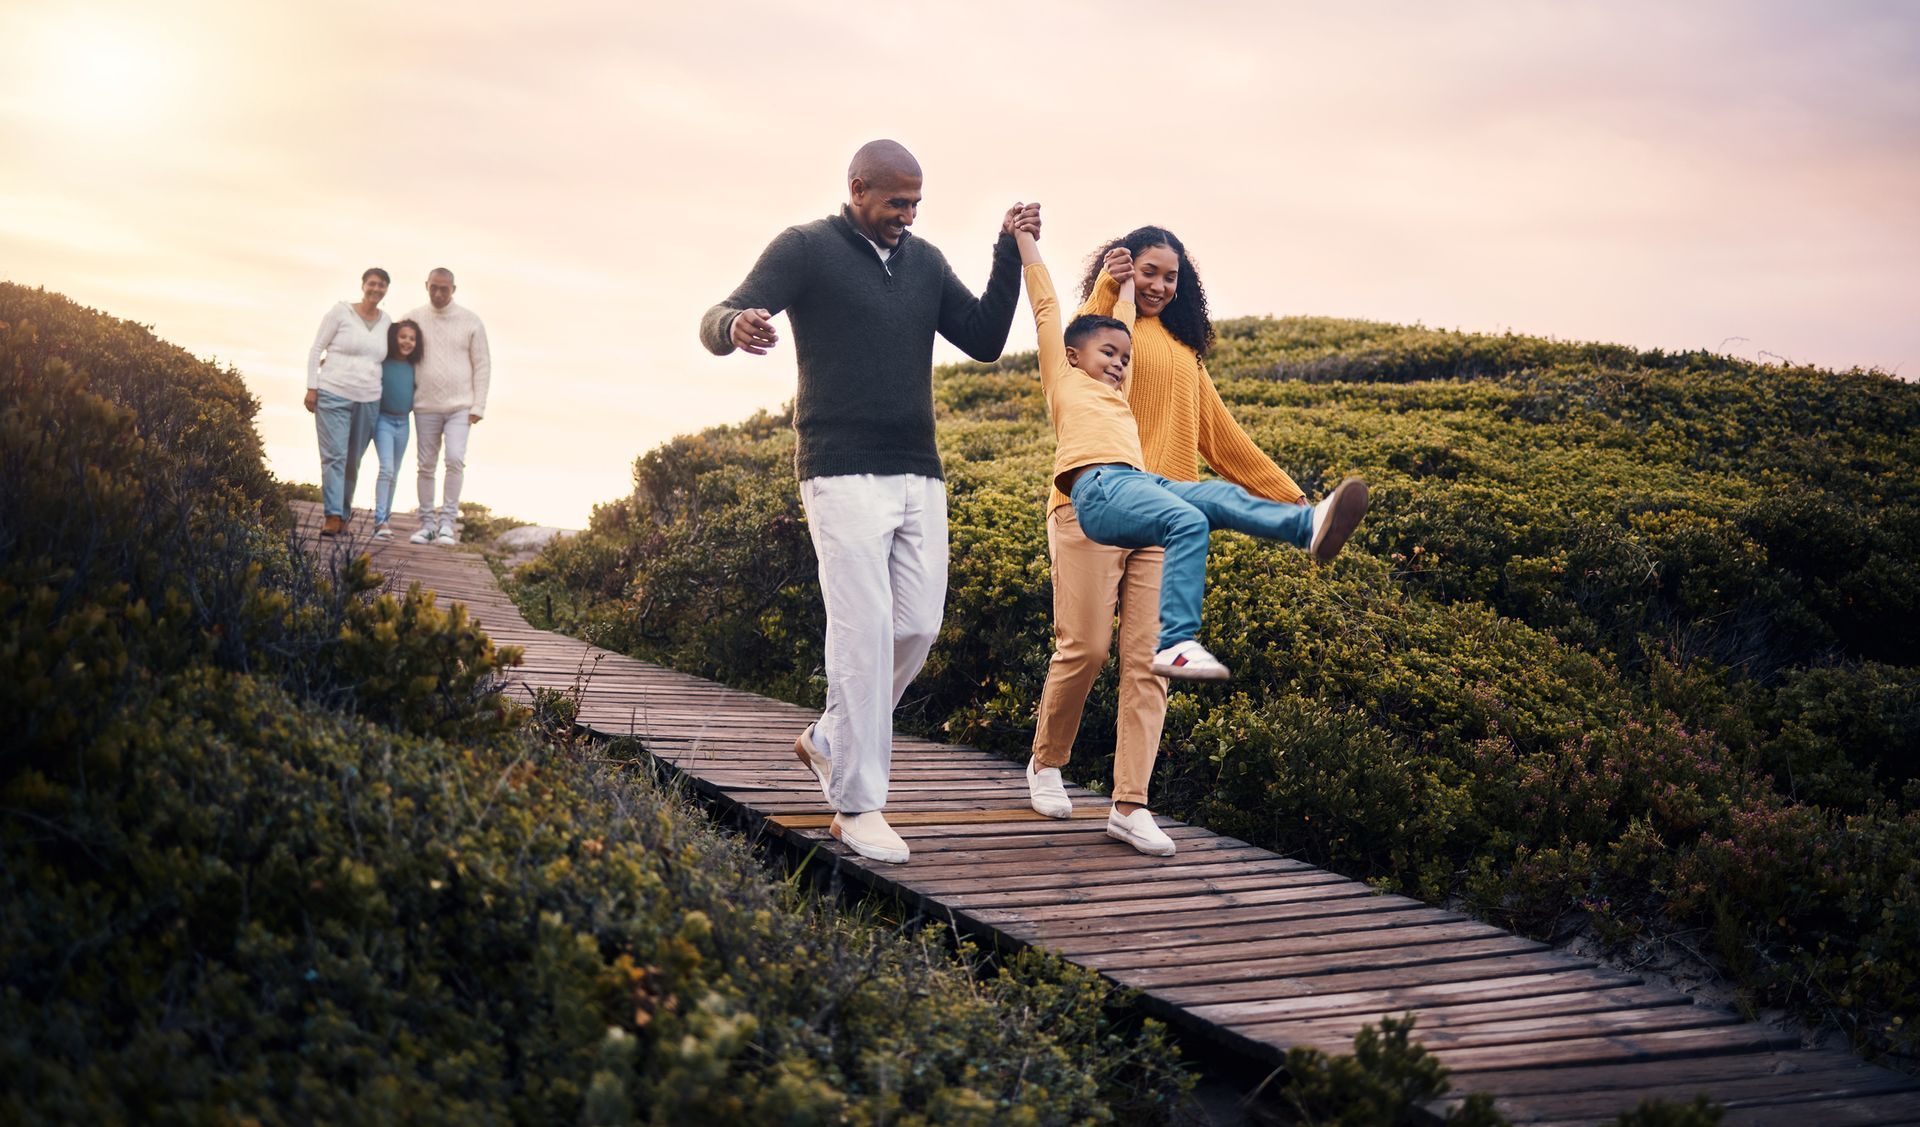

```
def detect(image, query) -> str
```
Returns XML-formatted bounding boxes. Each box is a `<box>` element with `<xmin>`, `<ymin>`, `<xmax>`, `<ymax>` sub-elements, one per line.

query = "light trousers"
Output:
<box><xmin>315</xmin><ymin>391</ymin><xmax>379</xmax><ymax>520</ymax></box>
<box><xmin>1070</xmin><ymin>466</ymin><xmax>1312</xmax><ymax>649</ymax></box>
<box><xmin>414</xmin><ymin>409</ymin><xmax>471</xmax><ymax>528</ymax></box>
<box><xmin>800</xmin><ymin>473</ymin><xmax>949</xmax><ymax>814</ymax></box>
<box><xmin>1031</xmin><ymin>504</ymin><xmax>1168</xmax><ymax>807</ymax></box>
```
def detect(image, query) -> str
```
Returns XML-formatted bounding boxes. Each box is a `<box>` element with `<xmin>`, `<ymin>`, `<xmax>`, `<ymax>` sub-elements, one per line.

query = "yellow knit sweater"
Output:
<box><xmin>1046</xmin><ymin>272</ymin><xmax>1305</xmax><ymax>513</ymax></box>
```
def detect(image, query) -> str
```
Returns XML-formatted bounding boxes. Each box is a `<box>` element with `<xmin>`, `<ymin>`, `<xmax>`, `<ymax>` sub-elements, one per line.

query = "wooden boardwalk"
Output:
<box><xmin>295</xmin><ymin>503</ymin><xmax>1920</xmax><ymax>1126</ymax></box>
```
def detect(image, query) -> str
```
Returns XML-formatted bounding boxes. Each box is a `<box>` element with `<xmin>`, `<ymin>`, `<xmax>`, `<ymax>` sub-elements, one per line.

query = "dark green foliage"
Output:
<box><xmin>4</xmin><ymin>668</ymin><xmax>1191</xmax><ymax>1124</ymax></box>
<box><xmin>1273</xmin><ymin>1016</ymin><xmax>1508</xmax><ymax>1125</ymax></box>
<box><xmin>523</xmin><ymin>313</ymin><xmax>1920</xmax><ymax>1060</ymax></box>
<box><xmin>0</xmin><ymin>285</ymin><xmax>1194</xmax><ymax>1123</ymax></box>
<box><xmin>1606</xmin><ymin>1094</ymin><xmax>1724</xmax><ymax>1125</ymax></box>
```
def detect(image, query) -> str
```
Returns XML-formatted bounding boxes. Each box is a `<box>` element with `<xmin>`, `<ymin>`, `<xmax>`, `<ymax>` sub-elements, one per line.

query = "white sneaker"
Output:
<box><xmin>409</xmin><ymin>525</ymin><xmax>436</xmax><ymax>545</ymax></box>
<box><xmin>793</xmin><ymin>723</ymin><xmax>831</xmax><ymax>803</ymax></box>
<box><xmin>437</xmin><ymin>523</ymin><xmax>458</xmax><ymax>545</ymax></box>
<box><xmin>1107</xmin><ymin>806</ymin><xmax>1176</xmax><ymax>857</ymax></box>
<box><xmin>1309</xmin><ymin>477</ymin><xmax>1369</xmax><ymax>564</ymax></box>
<box><xmin>1026</xmin><ymin>756</ymin><xmax>1073</xmax><ymax>819</ymax></box>
<box><xmin>373</xmin><ymin>523</ymin><xmax>393</xmax><ymax>540</ymax></box>
<box><xmin>831</xmin><ymin>811</ymin><xmax>909</xmax><ymax>864</ymax></box>
<box><xmin>1151</xmin><ymin>639</ymin><xmax>1231</xmax><ymax>681</ymax></box>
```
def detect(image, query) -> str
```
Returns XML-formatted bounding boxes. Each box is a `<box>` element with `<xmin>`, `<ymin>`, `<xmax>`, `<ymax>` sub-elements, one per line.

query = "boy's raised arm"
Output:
<box><xmin>1014</xmin><ymin>227</ymin><xmax>1069</xmax><ymax>393</ymax></box>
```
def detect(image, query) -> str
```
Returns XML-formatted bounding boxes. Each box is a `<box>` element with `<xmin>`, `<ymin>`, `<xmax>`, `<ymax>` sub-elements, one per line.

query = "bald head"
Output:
<box><xmin>846</xmin><ymin>139</ymin><xmax>924</xmax><ymax>249</ymax></box>
<box><xmin>848</xmin><ymin>139</ymin><xmax>921</xmax><ymax>187</ymax></box>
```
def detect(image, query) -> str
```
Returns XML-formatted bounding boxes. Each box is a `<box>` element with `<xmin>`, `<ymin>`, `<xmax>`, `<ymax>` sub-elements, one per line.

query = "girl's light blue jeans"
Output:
<box><xmin>372</xmin><ymin>411</ymin><xmax>411</xmax><ymax>525</ymax></box>
<box><xmin>1068</xmin><ymin>464</ymin><xmax>1312</xmax><ymax>650</ymax></box>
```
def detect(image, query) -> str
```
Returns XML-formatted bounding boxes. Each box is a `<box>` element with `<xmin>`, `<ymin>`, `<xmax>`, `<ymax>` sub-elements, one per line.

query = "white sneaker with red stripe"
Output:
<box><xmin>1151</xmin><ymin>640</ymin><xmax>1231</xmax><ymax>681</ymax></box>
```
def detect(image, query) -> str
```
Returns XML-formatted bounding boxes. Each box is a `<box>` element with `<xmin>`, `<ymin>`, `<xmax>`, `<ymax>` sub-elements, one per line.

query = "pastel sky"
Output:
<box><xmin>4</xmin><ymin>1</ymin><xmax>1916</xmax><ymax>527</ymax></box>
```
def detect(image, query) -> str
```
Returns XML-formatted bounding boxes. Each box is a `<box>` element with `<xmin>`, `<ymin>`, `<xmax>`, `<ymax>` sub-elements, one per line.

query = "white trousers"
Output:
<box><xmin>414</xmin><ymin>409</ymin><xmax>470</xmax><ymax>528</ymax></box>
<box><xmin>800</xmin><ymin>473</ymin><xmax>949</xmax><ymax>814</ymax></box>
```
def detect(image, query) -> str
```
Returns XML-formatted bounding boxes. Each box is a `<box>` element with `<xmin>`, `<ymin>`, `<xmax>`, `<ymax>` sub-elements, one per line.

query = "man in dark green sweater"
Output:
<box><xmin>699</xmin><ymin>139</ymin><xmax>1032</xmax><ymax>865</ymax></box>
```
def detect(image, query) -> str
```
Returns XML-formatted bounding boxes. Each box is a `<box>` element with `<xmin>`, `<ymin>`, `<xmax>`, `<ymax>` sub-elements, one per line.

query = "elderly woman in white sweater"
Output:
<box><xmin>304</xmin><ymin>268</ymin><xmax>393</xmax><ymax>536</ymax></box>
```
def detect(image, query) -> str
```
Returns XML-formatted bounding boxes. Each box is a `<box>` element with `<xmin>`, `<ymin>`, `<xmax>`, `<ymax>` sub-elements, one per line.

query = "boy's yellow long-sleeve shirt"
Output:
<box><xmin>1027</xmin><ymin>263</ymin><xmax>1145</xmax><ymax>496</ymax></box>
<box><xmin>1045</xmin><ymin>271</ymin><xmax>1306</xmax><ymax>514</ymax></box>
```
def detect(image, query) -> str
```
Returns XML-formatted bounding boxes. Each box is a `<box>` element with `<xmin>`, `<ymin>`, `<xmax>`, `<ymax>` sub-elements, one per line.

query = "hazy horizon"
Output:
<box><xmin>4</xmin><ymin>0</ymin><xmax>1916</xmax><ymax>527</ymax></box>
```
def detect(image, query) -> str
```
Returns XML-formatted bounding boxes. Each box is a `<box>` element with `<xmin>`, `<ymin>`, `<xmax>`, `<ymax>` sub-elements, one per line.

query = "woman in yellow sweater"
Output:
<box><xmin>1026</xmin><ymin>225</ymin><xmax>1354</xmax><ymax>855</ymax></box>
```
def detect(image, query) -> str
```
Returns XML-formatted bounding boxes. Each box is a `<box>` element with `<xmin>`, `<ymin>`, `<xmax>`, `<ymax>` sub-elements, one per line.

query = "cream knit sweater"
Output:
<box><xmin>404</xmin><ymin>302</ymin><xmax>492</xmax><ymax>418</ymax></box>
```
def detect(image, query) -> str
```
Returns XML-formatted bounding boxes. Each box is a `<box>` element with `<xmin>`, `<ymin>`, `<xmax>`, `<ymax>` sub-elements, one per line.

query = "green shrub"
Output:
<box><xmin>1274</xmin><ymin>1015</ymin><xmax>1507</xmax><ymax>1125</ymax></box>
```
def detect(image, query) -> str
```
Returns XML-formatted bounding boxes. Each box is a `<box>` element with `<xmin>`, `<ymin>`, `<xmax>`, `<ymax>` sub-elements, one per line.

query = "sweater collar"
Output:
<box><xmin>835</xmin><ymin>206</ymin><xmax>911</xmax><ymax>264</ymax></box>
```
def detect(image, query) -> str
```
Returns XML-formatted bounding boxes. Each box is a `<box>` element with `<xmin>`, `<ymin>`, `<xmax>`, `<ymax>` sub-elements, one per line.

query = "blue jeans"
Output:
<box><xmin>315</xmin><ymin>391</ymin><xmax>379</xmax><ymax>519</ymax></box>
<box><xmin>1068</xmin><ymin>464</ymin><xmax>1312</xmax><ymax>650</ymax></box>
<box><xmin>372</xmin><ymin>411</ymin><xmax>411</xmax><ymax>524</ymax></box>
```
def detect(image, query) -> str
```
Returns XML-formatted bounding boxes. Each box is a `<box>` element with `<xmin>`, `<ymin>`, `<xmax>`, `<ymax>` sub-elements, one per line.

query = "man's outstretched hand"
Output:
<box><xmin>729</xmin><ymin>308</ymin><xmax>779</xmax><ymax>355</ymax></box>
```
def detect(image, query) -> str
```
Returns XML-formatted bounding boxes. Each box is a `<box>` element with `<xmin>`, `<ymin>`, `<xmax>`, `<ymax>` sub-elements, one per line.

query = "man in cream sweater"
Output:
<box><xmin>405</xmin><ymin>268</ymin><xmax>492</xmax><ymax>544</ymax></box>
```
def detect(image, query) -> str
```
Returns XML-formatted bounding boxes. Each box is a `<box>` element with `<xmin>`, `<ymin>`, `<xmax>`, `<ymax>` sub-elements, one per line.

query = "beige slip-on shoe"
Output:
<box><xmin>830</xmin><ymin>810</ymin><xmax>909</xmax><ymax>864</ymax></box>
<box><xmin>1106</xmin><ymin>806</ymin><xmax>1176</xmax><ymax>857</ymax></box>
<box><xmin>794</xmin><ymin>723</ymin><xmax>831</xmax><ymax>803</ymax></box>
<box><xmin>1026</xmin><ymin>756</ymin><xmax>1074</xmax><ymax>819</ymax></box>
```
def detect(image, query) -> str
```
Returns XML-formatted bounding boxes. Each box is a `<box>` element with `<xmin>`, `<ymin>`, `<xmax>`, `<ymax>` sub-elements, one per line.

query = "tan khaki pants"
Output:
<box><xmin>1031</xmin><ymin>504</ymin><xmax>1168</xmax><ymax>806</ymax></box>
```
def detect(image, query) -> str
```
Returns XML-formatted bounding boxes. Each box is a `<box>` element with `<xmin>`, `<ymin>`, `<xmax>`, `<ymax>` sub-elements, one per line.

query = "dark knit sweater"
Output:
<box><xmin>700</xmin><ymin>207</ymin><xmax>1023</xmax><ymax>481</ymax></box>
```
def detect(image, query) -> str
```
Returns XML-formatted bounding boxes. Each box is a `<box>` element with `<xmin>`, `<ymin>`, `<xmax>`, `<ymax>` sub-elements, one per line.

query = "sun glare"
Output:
<box><xmin>28</xmin><ymin>10</ymin><xmax>180</xmax><ymax>130</ymax></box>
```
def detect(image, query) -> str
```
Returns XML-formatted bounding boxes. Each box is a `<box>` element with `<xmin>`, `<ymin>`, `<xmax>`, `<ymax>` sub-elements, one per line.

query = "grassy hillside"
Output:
<box><xmin>515</xmin><ymin>313</ymin><xmax>1920</xmax><ymax>1064</ymax></box>
<box><xmin>0</xmin><ymin>283</ymin><xmax>1198</xmax><ymax>1124</ymax></box>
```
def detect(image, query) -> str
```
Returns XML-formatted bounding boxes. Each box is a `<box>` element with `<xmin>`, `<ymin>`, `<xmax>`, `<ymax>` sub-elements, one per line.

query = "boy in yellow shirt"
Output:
<box><xmin>1013</xmin><ymin>222</ymin><xmax>1368</xmax><ymax>683</ymax></box>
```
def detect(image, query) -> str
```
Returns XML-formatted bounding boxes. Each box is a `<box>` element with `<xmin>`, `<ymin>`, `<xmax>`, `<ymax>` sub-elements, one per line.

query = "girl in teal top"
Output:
<box><xmin>371</xmin><ymin>320</ymin><xmax>423</xmax><ymax>538</ymax></box>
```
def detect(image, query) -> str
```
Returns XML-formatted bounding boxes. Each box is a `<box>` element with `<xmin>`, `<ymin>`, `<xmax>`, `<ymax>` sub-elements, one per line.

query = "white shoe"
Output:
<box><xmin>1106</xmin><ymin>806</ymin><xmax>1176</xmax><ymax>857</ymax></box>
<box><xmin>437</xmin><ymin>523</ymin><xmax>458</xmax><ymax>545</ymax></box>
<box><xmin>831</xmin><ymin>811</ymin><xmax>909</xmax><ymax>864</ymax></box>
<box><xmin>1309</xmin><ymin>477</ymin><xmax>1369</xmax><ymax>563</ymax></box>
<box><xmin>373</xmin><ymin>523</ymin><xmax>393</xmax><ymax>540</ymax></box>
<box><xmin>794</xmin><ymin>723</ymin><xmax>831</xmax><ymax>803</ymax></box>
<box><xmin>1026</xmin><ymin>757</ymin><xmax>1073</xmax><ymax>819</ymax></box>
<box><xmin>409</xmin><ymin>525</ymin><xmax>436</xmax><ymax>545</ymax></box>
<box><xmin>1151</xmin><ymin>639</ymin><xmax>1231</xmax><ymax>681</ymax></box>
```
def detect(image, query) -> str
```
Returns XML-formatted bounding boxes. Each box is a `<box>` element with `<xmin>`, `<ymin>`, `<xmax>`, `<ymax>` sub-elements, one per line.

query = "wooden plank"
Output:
<box><xmin>769</xmin><ymin>807</ymin><xmax>1110</xmax><ymax>829</ymax></box>
<box><xmin>1431</xmin><ymin>1024</ymin><xmax>1801</xmax><ymax>1073</ymax></box>
<box><xmin>1183</xmin><ymin>968</ymin><xmax>1641</xmax><ymax>1024</ymax></box>
<box><xmin>1152</xmin><ymin>954</ymin><xmax>1612</xmax><ymax>1012</ymax></box>
<box><xmin>1231</xmin><ymin>984</ymin><xmax>1690</xmax><ymax>1042</ymax></box>
<box><xmin>1107</xmin><ymin>935</ymin><xmax>1548</xmax><ymax>991</ymax></box>
<box><xmin>1079</xmin><ymin>919</ymin><xmax>1519</xmax><ymax>972</ymax></box>
<box><xmin>1031</xmin><ymin>906</ymin><xmax>1479</xmax><ymax>956</ymax></box>
<box><xmin>1283</xmin><ymin>1004</ymin><xmax>1740</xmax><ymax>1054</ymax></box>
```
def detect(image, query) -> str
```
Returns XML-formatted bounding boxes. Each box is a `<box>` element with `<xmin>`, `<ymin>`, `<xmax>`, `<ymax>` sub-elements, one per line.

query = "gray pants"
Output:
<box><xmin>414</xmin><ymin>409</ymin><xmax>470</xmax><ymax>528</ymax></box>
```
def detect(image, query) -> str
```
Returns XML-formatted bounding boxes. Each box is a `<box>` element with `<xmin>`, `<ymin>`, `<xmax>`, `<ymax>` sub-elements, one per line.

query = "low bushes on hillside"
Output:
<box><xmin>516</xmin><ymin>315</ymin><xmax>1920</xmax><ymax>1062</ymax></box>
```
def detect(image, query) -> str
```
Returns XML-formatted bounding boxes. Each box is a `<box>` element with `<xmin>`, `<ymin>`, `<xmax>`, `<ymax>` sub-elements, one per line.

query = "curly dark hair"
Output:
<box><xmin>1079</xmin><ymin>226</ymin><xmax>1214</xmax><ymax>359</ymax></box>
<box><xmin>386</xmin><ymin>319</ymin><xmax>425</xmax><ymax>364</ymax></box>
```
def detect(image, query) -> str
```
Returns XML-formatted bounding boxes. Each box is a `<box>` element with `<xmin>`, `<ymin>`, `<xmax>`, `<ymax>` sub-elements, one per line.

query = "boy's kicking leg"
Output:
<box><xmin>1165</xmin><ymin>477</ymin><xmax>1368</xmax><ymax>563</ymax></box>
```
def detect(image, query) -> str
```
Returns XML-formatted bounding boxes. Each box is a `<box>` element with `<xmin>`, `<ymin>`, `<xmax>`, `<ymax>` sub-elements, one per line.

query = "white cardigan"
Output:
<box><xmin>306</xmin><ymin>302</ymin><xmax>390</xmax><ymax>402</ymax></box>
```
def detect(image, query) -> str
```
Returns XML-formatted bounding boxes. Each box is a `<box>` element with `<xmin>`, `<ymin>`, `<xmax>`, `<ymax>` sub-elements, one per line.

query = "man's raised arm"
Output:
<box><xmin>699</xmin><ymin>227</ymin><xmax>808</xmax><ymax>357</ymax></box>
<box><xmin>934</xmin><ymin>204</ymin><xmax>1036</xmax><ymax>362</ymax></box>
